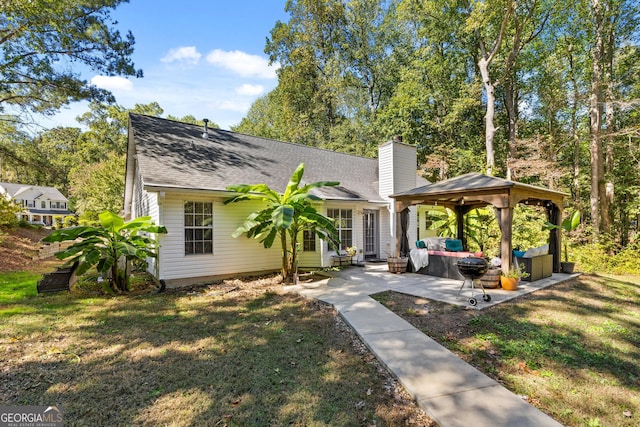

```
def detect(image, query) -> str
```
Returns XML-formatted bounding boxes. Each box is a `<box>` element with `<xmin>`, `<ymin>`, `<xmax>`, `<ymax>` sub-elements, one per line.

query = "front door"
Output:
<box><xmin>363</xmin><ymin>210</ymin><xmax>379</xmax><ymax>259</ymax></box>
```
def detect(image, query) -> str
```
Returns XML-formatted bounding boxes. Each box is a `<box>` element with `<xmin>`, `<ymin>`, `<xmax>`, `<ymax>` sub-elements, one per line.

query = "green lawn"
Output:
<box><xmin>0</xmin><ymin>272</ymin><xmax>432</xmax><ymax>426</ymax></box>
<box><xmin>0</xmin><ymin>271</ymin><xmax>42</xmax><ymax>303</ymax></box>
<box><xmin>374</xmin><ymin>274</ymin><xmax>640</xmax><ymax>427</ymax></box>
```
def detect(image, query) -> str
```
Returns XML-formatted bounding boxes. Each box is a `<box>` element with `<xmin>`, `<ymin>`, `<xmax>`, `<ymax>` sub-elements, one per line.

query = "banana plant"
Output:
<box><xmin>225</xmin><ymin>163</ymin><xmax>340</xmax><ymax>283</ymax></box>
<box><xmin>43</xmin><ymin>211</ymin><xmax>167</xmax><ymax>292</ymax></box>
<box><xmin>544</xmin><ymin>209</ymin><xmax>581</xmax><ymax>262</ymax></box>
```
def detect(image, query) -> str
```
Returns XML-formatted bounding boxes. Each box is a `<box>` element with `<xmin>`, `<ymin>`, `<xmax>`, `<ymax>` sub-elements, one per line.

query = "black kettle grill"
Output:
<box><xmin>456</xmin><ymin>257</ymin><xmax>492</xmax><ymax>306</ymax></box>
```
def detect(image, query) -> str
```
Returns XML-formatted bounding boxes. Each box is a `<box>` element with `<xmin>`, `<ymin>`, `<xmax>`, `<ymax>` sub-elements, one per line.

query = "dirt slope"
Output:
<box><xmin>0</xmin><ymin>227</ymin><xmax>53</xmax><ymax>272</ymax></box>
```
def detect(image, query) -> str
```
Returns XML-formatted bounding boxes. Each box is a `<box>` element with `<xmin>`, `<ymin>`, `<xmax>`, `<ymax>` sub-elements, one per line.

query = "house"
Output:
<box><xmin>124</xmin><ymin>114</ymin><xmax>428</xmax><ymax>286</ymax></box>
<box><xmin>0</xmin><ymin>182</ymin><xmax>72</xmax><ymax>226</ymax></box>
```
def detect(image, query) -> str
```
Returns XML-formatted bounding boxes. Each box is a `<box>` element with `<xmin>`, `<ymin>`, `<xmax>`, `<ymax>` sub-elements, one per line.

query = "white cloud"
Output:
<box><xmin>161</xmin><ymin>46</ymin><xmax>202</xmax><ymax>64</ymax></box>
<box><xmin>216</xmin><ymin>99</ymin><xmax>252</xmax><ymax>112</ymax></box>
<box><xmin>90</xmin><ymin>75</ymin><xmax>133</xmax><ymax>92</ymax></box>
<box><xmin>235</xmin><ymin>84</ymin><xmax>264</xmax><ymax>96</ymax></box>
<box><xmin>206</xmin><ymin>49</ymin><xmax>279</xmax><ymax>79</ymax></box>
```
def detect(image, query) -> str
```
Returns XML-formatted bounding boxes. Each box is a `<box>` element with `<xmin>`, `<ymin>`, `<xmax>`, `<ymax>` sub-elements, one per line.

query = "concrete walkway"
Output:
<box><xmin>288</xmin><ymin>264</ymin><xmax>579</xmax><ymax>427</ymax></box>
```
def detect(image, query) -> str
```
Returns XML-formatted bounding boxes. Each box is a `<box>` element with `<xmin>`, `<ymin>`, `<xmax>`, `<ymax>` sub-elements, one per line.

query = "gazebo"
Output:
<box><xmin>390</xmin><ymin>172</ymin><xmax>567</xmax><ymax>274</ymax></box>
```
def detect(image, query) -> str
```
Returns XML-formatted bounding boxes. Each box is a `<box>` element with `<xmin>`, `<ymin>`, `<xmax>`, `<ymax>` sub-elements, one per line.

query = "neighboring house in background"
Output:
<box><xmin>0</xmin><ymin>182</ymin><xmax>72</xmax><ymax>226</ymax></box>
<box><xmin>124</xmin><ymin>114</ymin><xmax>429</xmax><ymax>286</ymax></box>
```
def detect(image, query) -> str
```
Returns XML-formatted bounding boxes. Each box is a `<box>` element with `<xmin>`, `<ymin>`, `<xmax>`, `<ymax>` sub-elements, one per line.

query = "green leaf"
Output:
<box><xmin>563</xmin><ymin>210</ymin><xmax>580</xmax><ymax>232</ymax></box>
<box><xmin>115</xmin><ymin>241</ymin><xmax>141</xmax><ymax>257</ymax></box>
<box><xmin>283</xmin><ymin>163</ymin><xmax>305</xmax><ymax>200</ymax></box>
<box><xmin>99</xmin><ymin>211</ymin><xmax>124</xmax><ymax>232</ymax></box>
<box><xmin>272</xmin><ymin>205</ymin><xmax>294</xmax><ymax>229</ymax></box>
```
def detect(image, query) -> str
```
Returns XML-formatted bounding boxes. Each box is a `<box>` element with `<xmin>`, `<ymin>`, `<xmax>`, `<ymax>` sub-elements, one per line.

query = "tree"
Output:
<box><xmin>468</xmin><ymin>0</ymin><xmax>514</xmax><ymax>176</ymax></box>
<box><xmin>69</xmin><ymin>152</ymin><xmax>125</xmax><ymax>221</ymax></box>
<box><xmin>0</xmin><ymin>195</ymin><xmax>20</xmax><ymax>228</ymax></box>
<box><xmin>0</xmin><ymin>0</ymin><xmax>141</xmax><ymax>122</ymax></box>
<box><xmin>43</xmin><ymin>210</ymin><xmax>167</xmax><ymax>292</ymax></box>
<box><xmin>76</xmin><ymin>101</ymin><xmax>164</xmax><ymax>157</ymax></box>
<box><xmin>224</xmin><ymin>163</ymin><xmax>340</xmax><ymax>283</ymax></box>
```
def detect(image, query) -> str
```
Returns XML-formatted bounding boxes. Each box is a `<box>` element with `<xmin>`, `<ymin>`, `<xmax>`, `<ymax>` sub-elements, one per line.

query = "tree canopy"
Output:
<box><xmin>0</xmin><ymin>0</ymin><xmax>141</xmax><ymax>122</ymax></box>
<box><xmin>236</xmin><ymin>0</ymin><xmax>640</xmax><ymax>247</ymax></box>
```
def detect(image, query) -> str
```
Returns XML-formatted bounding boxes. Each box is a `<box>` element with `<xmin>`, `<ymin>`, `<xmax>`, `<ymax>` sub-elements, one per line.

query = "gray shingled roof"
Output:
<box><xmin>130</xmin><ymin>114</ymin><xmax>425</xmax><ymax>202</ymax></box>
<box><xmin>0</xmin><ymin>182</ymin><xmax>68</xmax><ymax>201</ymax></box>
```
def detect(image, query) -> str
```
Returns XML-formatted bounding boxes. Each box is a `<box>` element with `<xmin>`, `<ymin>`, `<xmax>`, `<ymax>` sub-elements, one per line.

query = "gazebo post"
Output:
<box><xmin>500</xmin><ymin>207</ymin><xmax>513</xmax><ymax>274</ymax></box>
<box><xmin>455</xmin><ymin>206</ymin><xmax>465</xmax><ymax>248</ymax></box>
<box><xmin>547</xmin><ymin>203</ymin><xmax>563</xmax><ymax>273</ymax></box>
<box><xmin>395</xmin><ymin>210</ymin><xmax>402</xmax><ymax>257</ymax></box>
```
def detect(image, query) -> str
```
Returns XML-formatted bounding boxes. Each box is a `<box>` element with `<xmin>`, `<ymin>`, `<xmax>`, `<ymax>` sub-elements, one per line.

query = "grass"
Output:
<box><xmin>0</xmin><ymin>271</ymin><xmax>42</xmax><ymax>303</ymax></box>
<box><xmin>0</xmin><ymin>271</ymin><xmax>432</xmax><ymax>426</ymax></box>
<box><xmin>373</xmin><ymin>274</ymin><xmax>640</xmax><ymax>427</ymax></box>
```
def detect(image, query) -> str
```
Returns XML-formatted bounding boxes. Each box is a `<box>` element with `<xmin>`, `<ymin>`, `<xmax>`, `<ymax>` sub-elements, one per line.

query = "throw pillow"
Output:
<box><xmin>513</xmin><ymin>250</ymin><xmax>526</xmax><ymax>258</ymax></box>
<box><xmin>445</xmin><ymin>239</ymin><xmax>463</xmax><ymax>252</ymax></box>
<box><xmin>416</xmin><ymin>240</ymin><xmax>426</xmax><ymax>249</ymax></box>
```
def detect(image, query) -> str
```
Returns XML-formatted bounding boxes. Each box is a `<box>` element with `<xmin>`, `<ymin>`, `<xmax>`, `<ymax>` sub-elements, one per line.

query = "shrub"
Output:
<box><xmin>63</xmin><ymin>215</ymin><xmax>78</xmax><ymax>227</ymax></box>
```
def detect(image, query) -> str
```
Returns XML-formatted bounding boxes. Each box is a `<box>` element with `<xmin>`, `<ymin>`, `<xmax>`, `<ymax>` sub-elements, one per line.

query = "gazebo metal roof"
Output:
<box><xmin>390</xmin><ymin>172</ymin><xmax>567</xmax><ymax>274</ymax></box>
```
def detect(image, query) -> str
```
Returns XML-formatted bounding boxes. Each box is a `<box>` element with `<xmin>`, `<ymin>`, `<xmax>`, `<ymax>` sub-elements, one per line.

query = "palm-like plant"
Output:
<box><xmin>43</xmin><ymin>211</ymin><xmax>167</xmax><ymax>292</ymax></box>
<box><xmin>225</xmin><ymin>163</ymin><xmax>340</xmax><ymax>283</ymax></box>
<box><xmin>544</xmin><ymin>209</ymin><xmax>581</xmax><ymax>262</ymax></box>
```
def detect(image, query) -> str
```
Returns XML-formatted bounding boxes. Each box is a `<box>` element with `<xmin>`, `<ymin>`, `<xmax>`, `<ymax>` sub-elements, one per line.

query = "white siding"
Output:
<box><xmin>378</xmin><ymin>206</ymin><xmax>392</xmax><ymax>258</ymax></box>
<box><xmin>378</xmin><ymin>140</ymin><xmax>418</xmax><ymax>257</ymax></box>
<box><xmin>158</xmin><ymin>193</ymin><xmax>283</xmax><ymax>284</ymax></box>
<box><xmin>378</xmin><ymin>141</ymin><xmax>418</xmax><ymax>199</ymax></box>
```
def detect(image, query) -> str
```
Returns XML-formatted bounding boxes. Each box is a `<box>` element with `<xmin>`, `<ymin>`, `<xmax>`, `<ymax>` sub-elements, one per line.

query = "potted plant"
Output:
<box><xmin>544</xmin><ymin>209</ymin><xmax>580</xmax><ymax>273</ymax></box>
<box><xmin>500</xmin><ymin>265</ymin><xmax>530</xmax><ymax>291</ymax></box>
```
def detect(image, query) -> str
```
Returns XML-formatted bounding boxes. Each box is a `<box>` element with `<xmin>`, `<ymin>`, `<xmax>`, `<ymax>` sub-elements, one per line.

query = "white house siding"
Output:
<box><xmin>132</xmin><ymin>164</ymin><xmax>156</xmax><ymax>220</ymax></box>
<box><xmin>319</xmin><ymin>201</ymin><xmax>390</xmax><ymax>265</ymax></box>
<box><xmin>158</xmin><ymin>193</ymin><xmax>283</xmax><ymax>285</ymax></box>
<box><xmin>377</xmin><ymin>141</ymin><xmax>418</xmax><ymax>257</ymax></box>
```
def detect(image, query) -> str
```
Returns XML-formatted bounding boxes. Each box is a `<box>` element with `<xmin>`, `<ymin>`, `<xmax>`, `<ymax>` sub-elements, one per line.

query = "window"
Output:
<box><xmin>303</xmin><ymin>230</ymin><xmax>316</xmax><ymax>252</ymax></box>
<box><xmin>51</xmin><ymin>201</ymin><xmax>66</xmax><ymax>209</ymax></box>
<box><xmin>41</xmin><ymin>201</ymin><xmax>46</xmax><ymax>208</ymax></box>
<box><xmin>184</xmin><ymin>201</ymin><xmax>213</xmax><ymax>255</ymax></box>
<box><xmin>327</xmin><ymin>208</ymin><xmax>352</xmax><ymax>250</ymax></box>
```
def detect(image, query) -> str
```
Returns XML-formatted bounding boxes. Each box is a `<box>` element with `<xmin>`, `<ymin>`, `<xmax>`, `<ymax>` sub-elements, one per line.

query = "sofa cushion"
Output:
<box><xmin>523</xmin><ymin>244</ymin><xmax>549</xmax><ymax>258</ymax></box>
<box><xmin>522</xmin><ymin>247</ymin><xmax>538</xmax><ymax>258</ymax></box>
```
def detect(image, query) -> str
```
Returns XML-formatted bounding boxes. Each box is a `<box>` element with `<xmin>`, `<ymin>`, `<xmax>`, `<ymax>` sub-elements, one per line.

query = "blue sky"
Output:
<box><xmin>46</xmin><ymin>0</ymin><xmax>289</xmax><ymax>130</ymax></box>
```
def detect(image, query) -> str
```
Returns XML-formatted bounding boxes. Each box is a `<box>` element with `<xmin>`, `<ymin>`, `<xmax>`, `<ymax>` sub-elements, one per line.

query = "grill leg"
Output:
<box><xmin>457</xmin><ymin>278</ymin><xmax>470</xmax><ymax>296</ymax></box>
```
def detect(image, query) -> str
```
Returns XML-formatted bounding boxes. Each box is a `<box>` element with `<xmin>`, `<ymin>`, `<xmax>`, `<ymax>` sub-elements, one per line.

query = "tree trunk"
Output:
<box><xmin>479</xmin><ymin>57</ymin><xmax>496</xmax><ymax>176</ymax></box>
<box><xmin>569</xmin><ymin>52</ymin><xmax>581</xmax><ymax>202</ymax></box>
<box><xmin>589</xmin><ymin>0</ymin><xmax>604</xmax><ymax>239</ymax></box>
<box><xmin>280</xmin><ymin>231</ymin><xmax>290</xmax><ymax>281</ymax></box>
<box><xmin>602</xmin><ymin>3</ymin><xmax>617</xmax><ymax>237</ymax></box>
<box><xmin>505</xmin><ymin>77</ymin><xmax>518</xmax><ymax>180</ymax></box>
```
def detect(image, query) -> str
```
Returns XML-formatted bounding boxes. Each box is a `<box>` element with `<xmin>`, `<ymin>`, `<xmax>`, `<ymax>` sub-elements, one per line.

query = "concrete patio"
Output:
<box><xmin>288</xmin><ymin>263</ymin><xmax>579</xmax><ymax>427</ymax></box>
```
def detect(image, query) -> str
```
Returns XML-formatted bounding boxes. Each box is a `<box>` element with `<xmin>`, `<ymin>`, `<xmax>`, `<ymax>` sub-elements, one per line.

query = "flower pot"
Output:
<box><xmin>561</xmin><ymin>261</ymin><xmax>575</xmax><ymax>274</ymax></box>
<box><xmin>500</xmin><ymin>276</ymin><xmax>519</xmax><ymax>291</ymax></box>
<box><xmin>387</xmin><ymin>257</ymin><xmax>408</xmax><ymax>274</ymax></box>
<box><xmin>480</xmin><ymin>268</ymin><xmax>501</xmax><ymax>289</ymax></box>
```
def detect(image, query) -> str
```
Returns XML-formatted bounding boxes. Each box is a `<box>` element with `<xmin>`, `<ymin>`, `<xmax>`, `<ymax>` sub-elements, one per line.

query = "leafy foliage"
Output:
<box><xmin>225</xmin><ymin>163</ymin><xmax>340</xmax><ymax>282</ymax></box>
<box><xmin>0</xmin><ymin>0</ymin><xmax>141</xmax><ymax>120</ymax></box>
<box><xmin>0</xmin><ymin>195</ymin><xmax>20</xmax><ymax>228</ymax></box>
<box><xmin>43</xmin><ymin>211</ymin><xmax>167</xmax><ymax>292</ymax></box>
